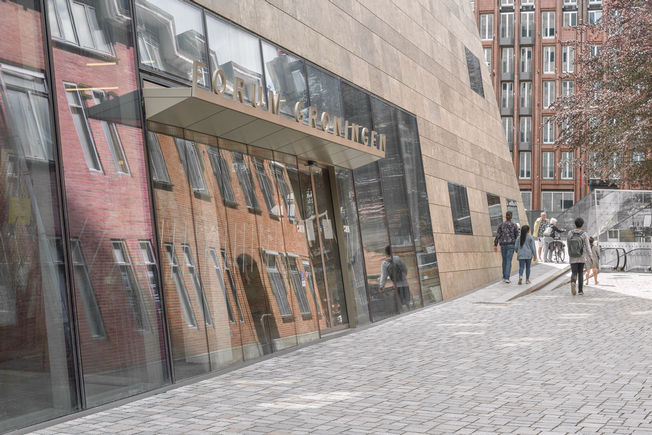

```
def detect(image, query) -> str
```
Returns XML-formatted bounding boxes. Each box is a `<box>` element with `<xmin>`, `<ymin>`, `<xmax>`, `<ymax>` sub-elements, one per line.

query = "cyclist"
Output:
<box><xmin>544</xmin><ymin>218</ymin><xmax>566</xmax><ymax>262</ymax></box>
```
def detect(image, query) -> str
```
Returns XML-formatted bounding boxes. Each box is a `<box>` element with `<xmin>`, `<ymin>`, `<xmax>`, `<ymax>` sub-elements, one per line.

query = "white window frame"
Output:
<box><xmin>542</xmin><ymin>11</ymin><xmax>555</xmax><ymax>38</ymax></box>
<box><xmin>562</xmin><ymin>80</ymin><xmax>574</xmax><ymax>97</ymax></box>
<box><xmin>543</xmin><ymin>116</ymin><xmax>555</xmax><ymax>144</ymax></box>
<box><xmin>175</xmin><ymin>138</ymin><xmax>208</xmax><ymax>194</ymax></box>
<box><xmin>501</xmin><ymin>47</ymin><xmax>514</xmax><ymax>74</ymax></box>
<box><xmin>92</xmin><ymin>90</ymin><xmax>129</xmax><ymax>175</ymax></box>
<box><xmin>542</xmin><ymin>191</ymin><xmax>574</xmax><ymax>212</ymax></box>
<box><xmin>146</xmin><ymin>132</ymin><xmax>171</xmax><ymax>184</ymax></box>
<box><xmin>561</xmin><ymin>151</ymin><xmax>574</xmax><ymax>179</ymax></box>
<box><xmin>521</xmin><ymin>11</ymin><xmax>534</xmax><ymax>38</ymax></box>
<box><xmin>519</xmin><ymin>151</ymin><xmax>531</xmax><ymax>179</ymax></box>
<box><xmin>502</xmin><ymin>117</ymin><xmax>514</xmax><ymax>147</ymax></box>
<box><xmin>500</xmin><ymin>12</ymin><xmax>514</xmax><ymax>40</ymax></box>
<box><xmin>47</xmin><ymin>0</ymin><xmax>112</xmax><ymax>54</ymax></box>
<box><xmin>65</xmin><ymin>82</ymin><xmax>103</xmax><ymax>173</ymax></box>
<box><xmin>589</xmin><ymin>9</ymin><xmax>602</xmax><ymax>25</ymax></box>
<box><xmin>501</xmin><ymin>82</ymin><xmax>513</xmax><ymax>110</ymax></box>
<box><xmin>520</xmin><ymin>82</ymin><xmax>532</xmax><ymax>109</ymax></box>
<box><xmin>164</xmin><ymin>243</ymin><xmax>197</xmax><ymax>328</ymax></box>
<box><xmin>208</xmin><ymin>247</ymin><xmax>235</xmax><ymax>323</ymax></box>
<box><xmin>71</xmin><ymin>239</ymin><xmax>106</xmax><ymax>339</ymax></box>
<box><xmin>562</xmin><ymin>46</ymin><xmax>575</xmax><ymax>73</ymax></box>
<box><xmin>543</xmin><ymin>81</ymin><xmax>555</xmax><ymax>109</ymax></box>
<box><xmin>483</xmin><ymin>47</ymin><xmax>492</xmax><ymax>71</ymax></box>
<box><xmin>521</xmin><ymin>191</ymin><xmax>532</xmax><ymax>211</ymax></box>
<box><xmin>480</xmin><ymin>14</ymin><xmax>494</xmax><ymax>40</ymax></box>
<box><xmin>590</xmin><ymin>45</ymin><xmax>602</xmax><ymax>57</ymax></box>
<box><xmin>520</xmin><ymin>47</ymin><xmax>532</xmax><ymax>74</ymax></box>
<box><xmin>542</xmin><ymin>151</ymin><xmax>555</xmax><ymax>179</ymax></box>
<box><xmin>563</xmin><ymin>0</ymin><xmax>577</xmax><ymax>5</ymax></box>
<box><xmin>112</xmin><ymin>240</ymin><xmax>150</xmax><ymax>332</ymax></box>
<box><xmin>182</xmin><ymin>244</ymin><xmax>212</xmax><ymax>326</ymax></box>
<box><xmin>543</xmin><ymin>46</ymin><xmax>555</xmax><ymax>74</ymax></box>
<box><xmin>501</xmin><ymin>0</ymin><xmax>514</xmax><ymax>6</ymax></box>
<box><xmin>519</xmin><ymin>116</ymin><xmax>532</xmax><ymax>144</ymax></box>
<box><xmin>563</xmin><ymin>11</ymin><xmax>577</xmax><ymax>27</ymax></box>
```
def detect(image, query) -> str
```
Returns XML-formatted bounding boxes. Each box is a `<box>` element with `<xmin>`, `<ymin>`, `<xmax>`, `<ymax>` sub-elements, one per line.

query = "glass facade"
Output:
<box><xmin>0</xmin><ymin>0</ymin><xmax>509</xmax><ymax>431</ymax></box>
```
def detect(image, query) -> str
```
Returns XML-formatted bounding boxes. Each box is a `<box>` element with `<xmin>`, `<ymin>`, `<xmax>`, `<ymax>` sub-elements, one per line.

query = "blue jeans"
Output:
<box><xmin>519</xmin><ymin>259</ymin><xmax>532</xmax><ymax>280</ymax></box>
<box><xmin>501</xmin><ymin>245</ymin><xmax>515</xmax><ymax>280</ymax></box>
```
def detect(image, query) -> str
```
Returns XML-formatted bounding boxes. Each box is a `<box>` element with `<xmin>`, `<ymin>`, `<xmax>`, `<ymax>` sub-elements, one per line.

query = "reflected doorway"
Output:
<box><xmin>298</xmin><ymin>162</ymin><xmax>348</xmax><ymax>332</ymax></box>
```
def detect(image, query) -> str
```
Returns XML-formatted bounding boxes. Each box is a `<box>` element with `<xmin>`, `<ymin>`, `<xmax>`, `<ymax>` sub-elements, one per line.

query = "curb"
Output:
<box><xmin>507</xmin><ymin>265</ymin><xmax>571</xmax><ymax>301</ymax></box>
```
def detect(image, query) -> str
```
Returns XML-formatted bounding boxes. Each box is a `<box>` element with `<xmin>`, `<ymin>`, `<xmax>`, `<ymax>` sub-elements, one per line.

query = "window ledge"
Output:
<box><xmin>222</xmin><ymin>200</ymin><xmax>239</xmax><ymax>209</ymax></box>
<box><xmin>281</xmin><ymin>315</ymin><xmax>295</xmax><ymax>323</ymax></box>
<box><xmin>52</xmin><ymin>38</ymin><xmax>116</xmax><ymax>62</ymax></box>
<box><xmin>193</xmin><ymin>190</ymin><xmax>211</xmax><ymax>201</ymax></box>
<box><xmin>153</xmin><ymin>181</ymin><xmax>173</xmax><ymax>191</ymax></box>
<box><xmin>301</xmin><ymin>313</ymin><xmax>313</xmax><ymax>321</ymax></box>
<box><xmin>247</xmin><ymin>207</ymin><xmax>263</xmax><ymax>215</ymax></box>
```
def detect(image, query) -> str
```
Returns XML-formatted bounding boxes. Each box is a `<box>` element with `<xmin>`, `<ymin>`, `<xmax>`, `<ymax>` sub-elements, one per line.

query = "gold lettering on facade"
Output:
<box><xmin>234</xmin><ymin>77</ymin><xmax>245</xmax><ymax>103</ymax></box>
<box><xmin>379</xmin><ymin>134</ymin><xmax>386</xmax><ymax>151</ymax></box>
<box><xmin>308</xmin><ymin>106</ymin><xmax>318</xmax><ymax>128</ymax></box>
<box><xmin>320</xmin><ymin>112</ymin><xmax>331</xmax><ymax>132</ymax></box>
<box><xmin>345</xmin><ymin>121</ymin><xmax>359</xmax><ymax>143</ymax></box>
<box><xmin>334</xmin><ymin>116</ymin><xmax>344</xmax><ymax>137</ymax></box>
<box><xmin>361</xmin><ymin>127</ymin><xmax>369</xmax><ymax>146</ymax></box>
<box><xmin>212</xmin><ymin>69</ymin><xmax>226</xmax><ymax>95</ymax></box>
<box><xmin>371</xmin><ymin>130</ymin><xmax>378</xmax><ymax>148</ymax></box>
<box><xmin>250</xmin><ymin>84</ymin><xmax>263</xmax><ymax>108</ymax></box>
<box><xmin>268</xmin><ymin>90</ymin><xmax>280</xmax><ymax>115</ymax></box>
<box><xmin>294</xmin><ymin>101</ymin><xmax>305</xmax><ymax>122</ymax></box>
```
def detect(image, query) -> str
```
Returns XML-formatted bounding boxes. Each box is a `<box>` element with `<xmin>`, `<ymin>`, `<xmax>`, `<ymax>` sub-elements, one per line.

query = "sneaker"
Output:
<box><xmin>526</xmin><ymin>280</ymin><xmax>531</xmax><ymax>284</ymax></box>
<box><xmin>518</xmin><ymin>277</ymin><xmax>522</xmax><ymax>285</ymax></box>
<box><xmin>504</xmin><ymin>279</ymin><xmax>510</xmax><ymax>284</ymax></box>
<box><xmin>578</xmin><ymin>290</ymin><xmax>584</xmax><ymax>296</ymax></box>
<box><xmin>571</xmin><ymin>282</ymin><xmax>576</xmax><ymax>295</ymax></box>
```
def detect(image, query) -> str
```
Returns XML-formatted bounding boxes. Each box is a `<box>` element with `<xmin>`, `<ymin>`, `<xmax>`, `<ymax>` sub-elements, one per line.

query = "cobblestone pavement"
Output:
<box><xmin>34</xmin><ymin>280</ymin><xmax>652</xmax><ymax>434</ymax></box>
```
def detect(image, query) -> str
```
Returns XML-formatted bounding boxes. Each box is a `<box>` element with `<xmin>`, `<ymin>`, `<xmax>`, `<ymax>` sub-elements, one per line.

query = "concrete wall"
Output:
<box><xmin>195</xmin><ymin>0</ymin><xmax>527</xmax><ymax>299</ymax></box>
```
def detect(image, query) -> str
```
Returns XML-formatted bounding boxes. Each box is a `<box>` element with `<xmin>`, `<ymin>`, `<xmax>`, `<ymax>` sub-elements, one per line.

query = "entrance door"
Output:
<box><xmin>299</xmin><ymin>163</ymin><xmax>348</xmax><ymax>331</ymax></box>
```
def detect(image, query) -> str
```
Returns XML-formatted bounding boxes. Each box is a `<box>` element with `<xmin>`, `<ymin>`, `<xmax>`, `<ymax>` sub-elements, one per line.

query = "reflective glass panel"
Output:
<box><xmin>262</xmin><ymin>42</ymin><xmax>307</xmax><ymax>118</ymax></box>
<box><xmin>487</xmin><ymin>193</ymin><xmax>503</xmax><ymax>236</ymax></box>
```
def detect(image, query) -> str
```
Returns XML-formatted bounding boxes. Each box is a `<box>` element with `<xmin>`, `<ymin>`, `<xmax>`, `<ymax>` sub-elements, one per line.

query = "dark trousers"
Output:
<box><xmin>501</xmin><ymin>244</ymin><xmax>515</xmax><ymax>280</ymax></box>
<box><xmin>397</xmin><ymin>286</ymin><xmax>410</xmax><ymax>306</ymax></box>
<box><xmin>571</xmin><ymin>263</ymin><xmax>585</xmax><ymax>292</ymax></box>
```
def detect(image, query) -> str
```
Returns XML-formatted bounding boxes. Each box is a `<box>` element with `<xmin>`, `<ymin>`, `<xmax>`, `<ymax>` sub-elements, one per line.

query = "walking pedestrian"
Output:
<box><xmin>494</xmin><ymin>211</ymin><xmax>520</xmax><ymax>283</ymax></box>
<box><xmin>533</xmin><ymin>212</ymin><xmax>548</xmax><ymax>261</ymax></box>
<box><xmin>514</xmin><ymin>224</ymin><xmax>536</xmax><ymax>285</ymax></box>
<box><xmin>544</xmin><ymin>218</ymin><xmax>565</xmax><ymax>262</ymax></box>
<box><xmin>379</xmin><ymin>245</ymin><xmax>411</xmax><ymax>311</ymax></box>
<box><xmin>567</xmin><ymin>217</ymin><xmax>594</xmax><ymax>296</ymax></box>
<box><xmin>585</xmin><ymin>236</ymin><xmax>600</xmax><ymax>285</ymax></box>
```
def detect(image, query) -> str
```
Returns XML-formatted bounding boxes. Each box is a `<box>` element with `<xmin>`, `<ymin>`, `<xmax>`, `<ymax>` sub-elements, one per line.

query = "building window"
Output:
<box><xmin>589</xmin><ymin>9</ymin><xmax>602</xmax><ymax>25</ymax></box>
<box><xmin>542</xmin><ymin>11</ymin><xmax>555</xmax><ymax>38</ymax></box>
<box><xmin>521</xmin><ymin>191</ymin><xmax>532</xmax><ymax>211</ymax></box>
<box><xmin>164</xmin><ymin>244</ymin><xmax>197</xmax><ymax>328</ymax></box>
<box><xmin>92</xmin><ymin>90</ymin><xmax>129</xmax><ymax>175</ymax></box>
<box><xmin>519</xmin><ymin>116</ymin><xmax>532</xmax><ymax>145</ymax></box>
<box><xmin>542</xmin><ymin>151</ymin><xmax>555</xmax><ymax>179</ymax></box>
<box><xmin>232</xmin><ymin>152</ymin><xmax>260</xmax><ymax>211</ymax></box>
<box><xmin>207</xmin><ymin>148</ymin><xmax>236</xmax><ymax>204</ymax></box>
<box><xmin>500</xmin><ymin>12</ymin><xmax>514</xmax><ymax>40</ymax></box>
<box><xmin>302</xmin><ymin>260</ymin><xmax>321</xmax><ymax>317</ymax></box>
<box><xmin>542</xmin><ymin>191</ymin><xmax>574</xmax><ymax>213</ymax></box>
<box><xmin>563</xmin><ymin>0</ymin><xmax>577</xmax><ymax>5</ymax></box>
<box><xmin>285</xmin><ymin>256</ymin><xmax>311</xmax><ymax>316</ymax></box>
<box><xmin>465</xmin><ymin>47</ymin><xmax>485</xmax><ymax>98</ymax></box>
<box><xmin>507</xmin><ymin>198</ymin><xmax>520</xmax><ymax>224</ymax></box>
<box><xmin>264</xmin><ymin>252</ymin><xmax>292</xmax><ymax>317</ymax></box>
<box><xmin>543</xmin><ymin>116</ymin><xmax>555</xmax><ymax>144</ymax></box>
<box><xmin>502</xmin><ymin>117</ymin><xmax>514</xmax><ymax>148</ymax></box>
<box><xmin>543</xmin><ymin>80</ymin><xmax>556</xmax><ymax>109</ymax></box>
<box><xmin>175</xmin><ymin>138</ymin><xmax>208</xmax><ymax>194</ymax></box>
<box><xmin>65</xmin><ymin>83</ymin><xmax>102</xmax><ymax>172</ymax></box>
<box><xmin>48</xmin><ymin>0</ymin><xmax>112</xmax><ymax>54</ymax></box>
<box><xmin>480</xmin><ymin>14</ymin><xmax>494</xmax><ymax>40</ymax></box>
<box><xmin>487</xmin><ymin>193</ymin><xmax>502</xmax><ymax>236</ymax></box>
<box><xmin>220</xmin><ymin>249</ymin><xmax>243</xmax><ymax>321</ymax></box>
<box><xmin>519</xmin><ymin>151</ymin><xmax>531</xmax><ymax>179</ymax></box>
<box><xmin>521</xmin><ymin>0</ymin><xmax>534</xmax><ymax>4</ymax></box>
<box><xmin>146</xmin><ymin>132</ymin><xmax>170</xmax><ymax>184</ymax></box>
<box><xmin>543</xmin><ymin>46</ymin><xmax>555</xmax><ymax>74</ymax></box>
<box><xmin>182</xmin><ymin>244</ymin><xmax>212</xmax><ymax>326</ymax></box>
<box><xmin>590</xmin><ymin>45</ymin><xmax>602</xmax><ymax>57</ymax></box>
<box><xmin>448</xmin><ymin>182</ymin><xmax>473</xmax><ymax>235</ymax></box>
<box><xmin>71</xmin><ymin>239</ymin><xmax>106</xmax><ymax>339</ymax></box>
<box><xmin>501</xmin><ymin>47</ymin><xmax>514</xmax><ymax>74</ymax></box>
<box><xmin>208</xmin><ymin>248</ymin><xmax>235</xmax><ymax>323</ymax></box>
<box><xmin>562</xmin><ymin>46</ymin><xmax>575</xmax><ymax>73</ymax></box>
<box><xmin>501</xmin><ymin>0</ymin><xmax>514</xmax><ymax>6</ymax></box>
<box><xmin>520</xmin><ymin>47</ymin><xmax>532</xmax><ymax>75</ymax></box>
<box><xmin>139</xmin><ymin>240</ymin><xmax>161</xmax><ymax>301</ymax></box>
<box><xmin>252</xmin><ymin>157</ymin><xmax>279</xmax><ymax>216</ymax></box>
<box><xmin>501</xmin><ymin>82</ymin><xmax>513</xmax><ymax>111</ymax></box>
<box><xmin>112</xmin><ymin>240</ymin><xmax>149</xmax><ymax>331</ymax></box>
<box><xmin>483</xmin><ymin>47</ymin><xmax>492</xmax><ymax>71</ymax></box>
<box><xmin>0</xmin><ymin>66</ymin><xmax>54</xmax><ymax>161</ymax></box>
<box><xmin>563</xmin><ymin>11</ymin><xmax>577</xmax><ymax>27</ymax></box>
<box><xmin>272</xmin><ymin>164</ymin><xmax>296</xmax><ymax>221</ymax></box>
<box><xmin>589</xmin><ymin>0</ymin><xmax>602</xmax><ymax>4</ymax></box>
<box><xmin>562</xmin><ymin>80</ymin><xmax>574</xmax><ymax>97</ymax></box>
<box><xmin>521</xmin><ymin>11</ymin><xmax>534</xmax><ymax>39</ymax></box>
<box><xmin>520</xmin><ymin>82</ymin><xmax>532</xmax><ymax>109</ymax></box>
<box><xmin>561</xmin><ymin>151</ymin><xmax>574</xmax><ymax>179</ymax></box>
<box><xmin>633</xmin><ymin>152</ymin><xmax>645</xmax><ymax>164</ymax></box>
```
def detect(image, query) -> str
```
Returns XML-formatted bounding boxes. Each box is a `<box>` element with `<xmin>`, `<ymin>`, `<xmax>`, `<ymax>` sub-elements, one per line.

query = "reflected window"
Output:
<box><xmin>220</xmin><ymin>249</ymin><xmax>243</xmax><ymax>321</ymax></box>
<box><xmin>208</xmin><ymin>248</ymin><xmax>234</xmax><ymax>323</ymax></box>
<box><xmin>464</xmin><ymin>47</ymin><xmax>485</xmax><ymax>98</ymax></box>
<box><xmin>175</xmin><ymin>138</ymin><xmax>207</xmax><ymax>194</ymax></box>
<box><xmin>182</xmin><ymin>244</ymin><xmax>212</xmax><ymax>326</ymax></box>
<box><xmin>285</xmin><ymin>256</ymin><xmax>311</xmax><ymax>316</ymax></box>
<box><xmin>507</xmin><ymin>198</ymin><xmax>520</xmax><ymax>224</ymax></box>
<box><xmin>448</xmin><ymin>182</ymin><xmax>473</xmax><ymax>235</ymax></box>
<box><xmin>307</xmin><ymin>65</ymin><xmax>343</xmax><ymax>124</ymax></box>
<box><xmin>112</xmin><ymin>240</ymin><xmax>149</xmax><ymax>331</ymax></box>
<box><xmin>92</xmin><ymin>90</ymin><xmax>129</xmax><ymax>174</ymax></box>
<box><xmin>0</xmin><ymin>66</ymin><xmax>54</xmax><ymax>161</ymax></box>
<box><xmin>139</xmin><ymin>240</ymin><xmax>161</xmax><ymax>305</ymax></box>
<box><xmin>65</xmin><ymin>82</ymin><xmax>102</xmax><ymax>172</ymax></box>
<box><xmin>146</xmin><ymin>132</ymin><xmax>170</xmax><ymax>184</ymax></box>
<box><xmin>302</xmin><ymin>260</ymin><xmax>321</xmax><ymax>317</ymax></box>
<box><xmin>487</xmin><ymin>193</ymin><xmax>502</xmax><ymax>236</ymax></box>
<box><xmin>252</xmin><ymin>157</ymin><xmax>278</xmax><ymax>216</ymax></box>
<box><xmin>262</xmin><ymin>41</ymin><xmax>307</xmax><ymax>118</ymax></box>
<box><xmin>263</xmin><ymin>252</ymin><xmax>292</xmax><ymax>318</ymax></box>
<box><xmin>232</xmin><ymin>152</ymin><xmax>260</xmax><ymax>211</ymax></box>
<box><xmin>164</xmin><ymin>244</ymin><xmax>197</xmax><ymax>328</ymax></box>
<box><xmin>48</xmin><ymin>0</ymin><xmax>112</xmax><ymax>54</ymax></box>
<box><xmin>272</xmin><ymin>163</ymin><xmax>296</xmax><ymax>221</ymax></box>
<box><xmin>71</xmin><ymin>239</ymin><xmax>106</xmax><ymax>339</ymax></box>
<box><xmin>135</xmin><ymin>0</ymin><xmax>207</xmax><ymax>83</ymax></box>
<box><xmin>207</xmin><ymin>148</ymin><xmax>235</xmax><ymax>204</ymax></box>
<box><xmin>206</xmin><ymin>14</ymin><xmax>263</xmax><ymax>104</ymax></box>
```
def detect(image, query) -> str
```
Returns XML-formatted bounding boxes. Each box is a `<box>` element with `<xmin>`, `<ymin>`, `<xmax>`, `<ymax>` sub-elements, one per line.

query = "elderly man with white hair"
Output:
<box><xmin>532</xmin><ymin>211</ymin><xmax>548</xmax><ymax>261</ymax></box>
<box><xmin>543</xmin><ymin>217</ymin><xmax>565</xmax><ymax>262</ymax></box>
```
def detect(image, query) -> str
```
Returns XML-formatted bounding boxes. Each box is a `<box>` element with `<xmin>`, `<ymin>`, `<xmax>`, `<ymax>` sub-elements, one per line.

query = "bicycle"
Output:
<box><xmin>549</xmin><ymin>240</ymin><xmax>566</xmax><ymax>263</ymax></box>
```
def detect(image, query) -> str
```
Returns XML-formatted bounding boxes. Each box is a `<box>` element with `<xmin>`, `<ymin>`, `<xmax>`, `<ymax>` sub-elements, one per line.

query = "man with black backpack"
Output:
<box><xmin>567</xmin><ymin>217</ymin><xmax>594</xmax><ymax>296</ymax></box>
<box><xmin>379</xmin><ymin>245</ymin><xmax>410</xmax><ymax>311</ymax></box>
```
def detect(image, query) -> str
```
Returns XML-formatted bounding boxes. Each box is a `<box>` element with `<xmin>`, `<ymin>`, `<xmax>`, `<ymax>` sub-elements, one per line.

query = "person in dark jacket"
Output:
<box><xmin>379</xmin><ymin>245</ymin><xmax>410</xmax><ymax>310</ymax></box>
<box><xmin>494</xmin><ymin>211</ymin><xmax>520</xmax><ymax>283</ymax></box>
<box><xmin>567</xmin><ymin>217</ymin><xmax>594</xmax><ymax>296</ymax></box>
<box><xmin>544</xmin><ymin>217</ymin><xmax>566</xmax><ymax>262</ymax></box>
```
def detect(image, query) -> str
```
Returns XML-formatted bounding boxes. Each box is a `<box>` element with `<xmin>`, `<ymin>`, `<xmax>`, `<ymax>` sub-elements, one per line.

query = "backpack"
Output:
<box><xmin>387</xmin><ymin>257</ymin><xmax>405</xmax><ymax>284</ymax></box>
<box><xmin>543</xmin><ymin>226</ymin><xmax>553</xmax><ymax>237</ymax></box>
<box><xmin>568</xmin><ymin>232</ymin><xmax>584</xmax><ymax>258</ymax></box>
